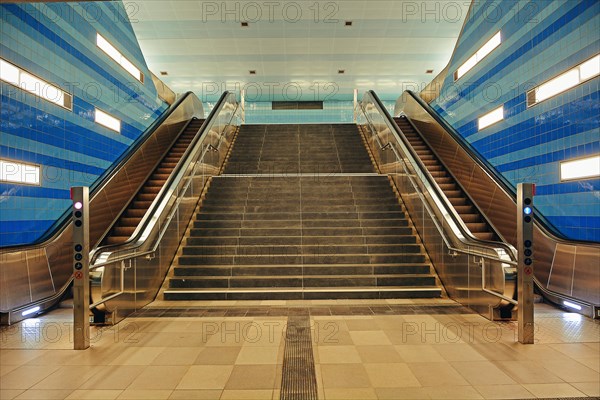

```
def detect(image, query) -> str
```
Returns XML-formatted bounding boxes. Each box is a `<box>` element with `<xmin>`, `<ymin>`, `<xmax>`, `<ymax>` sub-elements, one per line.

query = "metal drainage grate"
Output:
<box><xmin>280</xmin><ymin>316</ymin><xmax>318</xmax><ymax>400</ymax></box>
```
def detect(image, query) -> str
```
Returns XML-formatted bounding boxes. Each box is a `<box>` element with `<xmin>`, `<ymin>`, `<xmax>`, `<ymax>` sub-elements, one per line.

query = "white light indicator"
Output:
<box><xmin>95</xmin><ymin>108</ymin><xmax>121</xmax><ymax>133</ymax></box>
<box><xmin>524</xmin><ymin>206</ymin><xmax>532</xmax><ymax>215</ymax></box>
<box><xmin>560</xmin><ymin>155</ymin><xmax>600</xmax><ymax>181</ymax></box>
<box><xmin>478</xmin><ymin>105</ymin><xmax>504</xmax><ymax>130</ymax></box>
<box><xmin>563</xmin><ymin>301</ymin><xmax>582</xmax><ymax>311</ymax></box>
<box><xmin>21</xmin><ymin>306</ymin><xmax>40</xmax><ymax>316</ymax></box>
<box><xmin>74</xmin><ymin>201</ymin><xmax>83</xmax><ymax>210</ymax></box>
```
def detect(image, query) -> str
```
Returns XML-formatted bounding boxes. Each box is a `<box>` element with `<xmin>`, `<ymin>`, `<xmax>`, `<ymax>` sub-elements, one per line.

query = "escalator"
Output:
<box><xmin>394</xmin><ymin>116</ymin><xmax>499</xmax><ymax>242</ymax></box>
<box><xmin>0</xmin><ymin>92</ymin><xmax>206</xmax><ymax>324</ymax></box>
<box><xmin>102</xmin><ymin>118</ymin><xmax>204</xmax><ymax>245</ymax></box>
<box><xmin>393</xmin><ymin>90</ymin><xmax>600</xmax><ymax>318</ymax></box>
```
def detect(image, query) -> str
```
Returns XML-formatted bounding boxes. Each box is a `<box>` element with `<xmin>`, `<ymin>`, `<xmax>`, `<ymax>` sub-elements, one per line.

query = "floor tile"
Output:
<box><xmin>356</xmin><ymin>345</ymin><xmax>403</xmax><ymax>363</ymax></box>
<box><xmin>116</xmin><ymin>389</ymin><xmax>172</xmax><ymax>399</ymax></box>
<box><xmin>432</xmin><ymin>344</ymin><xmax>487</xmax><ymax>361</ymax></box>
<box><xmin>317</xmin><ymin>345</ymin><xmax>362</xmax><ymax>364</ymax></box>
<box><xmin>78</xmin><ymin>366</ymin><xmax>146</xmax><ymax>390</ymax></box>
<box><xmin>474</xmin><ymin>384</ymin><xmax>535</xmax><ymax>399</ymax></box>
<box><xmin>363</xmin><ymin>363</ymin><xmax>421</xmax><ymax>388</ymax></box>
<box><xmin>571</xmin><ymin>381</ymin><xmax>600</xmax><ymax>397</ymax></box>
<box><xmin>151</xmin><ymin>347</ymin><xmax>203</xmax><ymax>366</ymax></box>
<box><xmin>0</xmin><ymin>365</ymin><xmax>60</xmax><ymax>389</ymax></box>
<box><xmin>167</xmin><ymin>390</ymin><xmax>222</xmax><ymax>399</ymax></box>
<box><xmin>31</xmin><ymin>366</ymin><xmax>103</xmax><ymax>390</ymax></box>
<box><xmin>451</xmin><ymin>361</ymin><xmax>516</xmax><ymax>385</ymax></box>
<box><xmin>126</xmin><ymin>366</ymin><xmax>189</xmax><ymax>390</ymax></box>
<box><xmin>425</xmin><ymin>385</ymin><xmax>483</xmax><ymax>399</ymax></box>
<box><xmin>323</xmin><ymin>388</ymin><xmax>378</xmax><ymax>399</ymax></box>
<box><xmin>344</xmin><ymin>318</ymin><xmax>380</xmax><ymax>331</ymax></box>
<box><xmin>235</xmin><ymin>346</ymin><xmax>280</xmax><ymax>365</ymax></box>
<box><xmin>349</xmin><ymin>331</ymin><xmax>391</xmax><ymax>346</ymax></box>
<box><xmin>522</xmin><ymin>383</ymin><xmax>586</xmax><ymax>398</ymax></box>
<box><xmin>319</xmin><ymin>363</ymin><xmax>371</xmax><ymax>388</ymax></box>
<box><xmin>395</xmin><ymin>344</ymin><xmax>444</xmax><ymax>362</ymax></box>
<box><xmin>64</xmin><ymin>389</ymin><xmax>122</xmax><ymax>399</ymax></box>
<box><xmin>13</xmin><ymin>390</ymin><xmax>72</xmax><ymax>400</ymax></box>
<box><xmin>224</xmin><ymin>365</ymin><xmax>277</xmax><ymax>390</ymax></box>
<box><xmin>496</xmin><ymin>360</ymin><xmax>563</xmax><ymax>384</ymax></box>
<box><xmin>220</xmin><ymin>389</ymin><xmax>274</xmax><ymax>399</ymax></box>
<box><xmin>108</xmin><ymin>347</ymin><xmax>164</xmax><ymax>366</ymax></box>
<box><xmin>194</xmin><ymin>347</ymin><xmax>241</xmax><ymax>365</ymax></box>
<box><xmin>374</xmin><ymin>387</ymin><xmax>430</xmax><ymax>399</ymax></box>
<box><xmin>0</xmin><ymin>390</ymin><xmax>25</xmax><ymax>400</ymax></box>
<box><xmin>541</xmin><ymin>359</ymin><xmax>600</xmax><ymax>382</ymax></box>
<box><xmin>176</xmin><ymin>365</ymin><xmax>233</xmax><ymax>390</ymax></box>
<box><xmin>408</xmin><ymin>362</ymin><xmax>469</xmax><ymax>387</ymax></box>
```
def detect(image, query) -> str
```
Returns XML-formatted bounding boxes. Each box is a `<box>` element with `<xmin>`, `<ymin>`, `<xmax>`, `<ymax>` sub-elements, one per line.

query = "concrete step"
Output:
<box><xmin>164</xmin><ymin>286</ymin><xmax>442</xmax><ymax>300</ymax></box>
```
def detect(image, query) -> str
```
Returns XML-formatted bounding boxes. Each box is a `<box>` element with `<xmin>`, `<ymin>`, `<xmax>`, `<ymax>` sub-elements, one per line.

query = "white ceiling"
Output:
<box><xmin>132</xmin><ymin>0</ymin><xmax>469</xmax><ymax>102</ymax></box>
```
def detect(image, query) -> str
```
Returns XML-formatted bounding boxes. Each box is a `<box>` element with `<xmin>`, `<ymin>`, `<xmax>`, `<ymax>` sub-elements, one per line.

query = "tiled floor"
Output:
<box><xmin>1</xmin><ymin>299</ymin><xmax>598</xmax><ymax>399</ymax></box>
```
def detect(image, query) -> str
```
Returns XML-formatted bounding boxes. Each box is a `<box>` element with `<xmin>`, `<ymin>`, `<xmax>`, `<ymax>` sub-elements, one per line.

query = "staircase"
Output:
<box><xmin>102</xmin><ymin>118</ymin><xmax>205</xmax><ymax>245</ymax></box>
<box><xmin>163</xmin><ymin>123</ymin><xmax>442</xmax><ymax>300</ymax></box>
<box><xmin>395</xmin><ymin>116</ymin><xmax>499</xmax><ymax>241</ymax></box>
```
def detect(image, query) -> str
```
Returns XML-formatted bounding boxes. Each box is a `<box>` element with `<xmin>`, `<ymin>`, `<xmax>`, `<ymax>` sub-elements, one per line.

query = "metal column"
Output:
<box><xmin>71</xmin><ymin>187</ymin><xmax>90</xmax><ymax>350</ymax></box>
<box><xmin>517</xmin><ymin>183</ymin><xmax>535</xmax><ymax>344</ymax></box>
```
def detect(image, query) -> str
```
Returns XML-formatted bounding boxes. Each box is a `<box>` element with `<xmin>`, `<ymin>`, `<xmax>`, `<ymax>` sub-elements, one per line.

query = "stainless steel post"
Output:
<box><xmin>72</xmin><ymin>187</ymin><xmax>90</xmax><ymax>350</ymax></box>
<box><xmin>517</xmin><ymin>183</ymin><xmax>535</xmax><ymax>344</ymax></box>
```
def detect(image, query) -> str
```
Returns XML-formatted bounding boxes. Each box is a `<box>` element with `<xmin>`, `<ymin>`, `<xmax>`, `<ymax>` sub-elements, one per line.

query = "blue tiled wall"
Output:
<box><xmin>429</xmin><ymin>0</ymin><xmax>599</xmax><ymax>242</ymax></box>
<box><xmin>0</xmin><ymin>2</ymin><xmax>167</xmax><ymax>246</ymax></box>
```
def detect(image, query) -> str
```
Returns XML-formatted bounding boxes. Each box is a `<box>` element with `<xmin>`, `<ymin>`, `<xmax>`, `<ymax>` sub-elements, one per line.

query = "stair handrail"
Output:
<box><xmin>358</xmin><ymin>90</ymin><xmax>518</xmax><ymax>313</ymax></box>
<box><xmin>88</xmin><ymin>92</ymin><xmax>241</xmax><ymax>315</ymax></box>
<box><xmin>363</xmin><ymin>91</ymin><xmax>518</xmax><ymax>261</ymax></box>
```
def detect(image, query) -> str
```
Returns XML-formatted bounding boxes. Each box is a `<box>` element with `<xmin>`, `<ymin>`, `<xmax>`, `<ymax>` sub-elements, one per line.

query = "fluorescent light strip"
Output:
<box><xmin>478</xmin><ymin>105</ymin><xmax>504</xmax><ymax>130</ymax></box>
<box><xmin>96</xmin><ymin>33</ymin><xmax>143</xmax><ymax>82</ymax></box>
<box><xmin>0</xmin><ymin>58</ymin><xmax>72</xmax><ymax>109</ymax></box>
<box><xmin>455</xmin><ymin>31</ymin><xmax>502</xmax><ymax>81</ymax></box>
<box><xmin>21</xmin><ymin>306</ymin><xmax>41</xmax><ymax>316</ymax></box>
<box><xmin>563</xmin><ymin>301</ymin><xmax>582</xmax><ymax>311</ymax></box>
<box><xmin>529</xmin><ymin>54</ymin><xmax>600</xmax><ymax>106</ymax></box>
<box><xmin>560</xmin><ymin>154</ymin><xmax>600</xmax><ymax>181</ymax></box>
<box><xmin>95</xmin><ymin>108</ymin><xmax>121</xmax><ymax>133</ymax></box>
<box><xmin>0</xmin><ymin>159</ymin><xmax>41</xmax><ymax>185</ymax></box>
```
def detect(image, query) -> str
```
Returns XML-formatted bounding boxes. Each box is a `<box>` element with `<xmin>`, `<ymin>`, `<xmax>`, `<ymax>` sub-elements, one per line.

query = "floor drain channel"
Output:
<box><xmin>280</xmin><ymin>316</ymin><xmax>318</xmax><ymax>400</ymax></box>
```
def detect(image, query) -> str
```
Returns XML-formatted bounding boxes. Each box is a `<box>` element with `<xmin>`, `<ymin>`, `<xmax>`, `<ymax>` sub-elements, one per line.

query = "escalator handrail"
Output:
<box><xmin>405</xmin><ymin>90</ymin><xmax>597</xmax><ymax>246</ymax></box>
<box><xmin>364</xmin><ymin>90</ymin><xmax>518</xmax><ymax>261</ymax></box>
<box><xmin>0</xmin><ymin>92</ymin><xmax>196</xmax><ymax>251</ymax></box>
<box><xmin>90</xmin><ymin>91</ymin><xmax>233</xmax><ymax>260</ymax></box>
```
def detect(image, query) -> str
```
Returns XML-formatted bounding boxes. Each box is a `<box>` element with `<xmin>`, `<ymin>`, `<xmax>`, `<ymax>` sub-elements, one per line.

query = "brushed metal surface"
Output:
<box><xmin>359</xmin><ymin>91</ymin><xmax>517</xmax><ymax>320</ymax></box>
<box><xmin>399</xmin><ymin>91</ymin><xmax>600</xmax><ymax>309</ymax></box>
<box><xmin>89</xmin><ymin>92</ymin><xmax>240</xmax><ymax>323</ymax></box>
<box><xmin>0</xmin><ymin>93</ymin><xmax>204</xmax><ymax>320</ymax></box>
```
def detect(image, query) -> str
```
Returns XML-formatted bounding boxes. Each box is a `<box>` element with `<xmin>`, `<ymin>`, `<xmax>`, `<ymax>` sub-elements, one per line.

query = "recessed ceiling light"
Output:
<box><xmin>241</xmin><ymin>22</ymin><xmax>249</xmax><ymax>27</ymax></box>
<box><xmin>345</xmin><ymin>21</ymin><xmax>353</xmax><ymax>26</ymax></box>
<box><xmin>249</xmin><ymin>70</ymin><xmax>256</xmax><ymax>75</ymax></box>
<box><xmin>338</xmin><ymin>70</ymin><xmax>345</xmax><ymax>74</ymax></box>
<box><xmin>426</xmin><ymin>69</ymin><xmax>434</xmax><ymax>74</ymax></box>
<box><xmin>160</xmin><ymin>71</ymin><xmax>168</xmax><ymax>76</ymax></box>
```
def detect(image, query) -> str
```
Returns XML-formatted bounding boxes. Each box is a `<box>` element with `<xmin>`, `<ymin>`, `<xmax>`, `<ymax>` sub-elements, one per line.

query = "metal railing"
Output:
<box><xmin>87</xmin><ymin>92</ymin><xmax>241</xmax><ymax>323</ymax></box>
<box><xmin>357</xmin><ymin>91</ymin><xmax>518</xmax><ymax>320</ymax></box>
